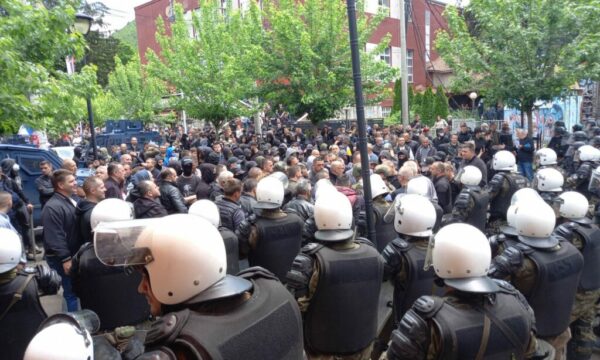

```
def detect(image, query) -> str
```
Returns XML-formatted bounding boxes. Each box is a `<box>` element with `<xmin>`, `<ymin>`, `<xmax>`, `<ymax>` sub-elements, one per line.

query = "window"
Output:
<box><xmin>382</xmin><ymin>106</ymin><xmax>392</xmax><ymax>118</ymax></box>
<box><xmin>379</xmin><ymin>46</ymin><xmax>392</xmax><ymax>66</ymax></box>
<box><xmin>378</xmin><ymin>0</ymin><xmax>390</xmax><ymax>15</ymax></box>
<box><xmin>407</xmin><ymin>49</ymin><xmax>414</xmax><ymax>83</ymax></box>
<box><xmin>425</xmin><ymin>11</ymin><xmax>431</xmax><ymax>60</ymax></box>
<box><xmin>17</xmin><ymin>155</ymin><xmax>42</xmax><ymax>176</ymax></box>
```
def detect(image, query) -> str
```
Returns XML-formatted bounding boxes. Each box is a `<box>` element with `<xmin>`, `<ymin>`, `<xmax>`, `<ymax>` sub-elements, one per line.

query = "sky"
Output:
<box><xmin>102</xmin><ymin>0</ymin><xmax>468</xmax><ymax>32</ymax></box>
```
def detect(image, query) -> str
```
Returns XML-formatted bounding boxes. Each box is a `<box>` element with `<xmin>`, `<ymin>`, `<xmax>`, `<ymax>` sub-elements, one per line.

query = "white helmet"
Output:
<box><xmin>431</xmin><ymin>224</ymin><xmax>499</xmax><ymax>293</ymax></box>
<box><xmin>254</xmin><ymin>176</ymin><xmax>284</xmax><ymax>209</ymax></box>
<box><xmin>535</xmin><ymin>148</ymin><xmax>557</xmax><ymax>166</ymax></box>
<box><xmin>534</xmin><ymin>167</ymin><xmax>564</xmax><ymax>192</ymax></box>
<box><xmin>314</xmin><ymin>190</ymin><xmax>354</xmax><ymax>242</ymax></box>
<box><xmin>90</xmin><ymin>198</ymin><xmax>134</xmax><ymax>230</ymax></box>
<box><xmin>189</xmin><ymin>199</ymin><xmax>220</xmax><ymax>228</ymax></box>
<box><xmin>501</xmin><ymin>204</ymin><xmax>519</xmax><ymax>236</ymax></box>
<box><xmin>406</xmin><ymin>176</ymin><xmax>430</xmax><ymax>197</ymax></box>
<box><xmin>314</xmin><ymin>178</ymin><xmax>334</xmax><ymax>200</ymax></box>
<box><xmin>514</xmin><ymin>201</ymin><xmax>558</xmax><ymax>248</ymax></box>
<box><xmin>558</xmin><ymin>191</ymin><xmax>591</xmax><ymax>224</ymax></box>
<box><xmin>136</xmin><ymin>214</ymin><xmax>228</xmax><ymax>304</ymax></box>
<box><xmin>459</xmin><ymin>165</ymin><xmax>482</xmax><ymax>186</ymax></box>
<box><xmin>511</xmin><ymin>188</ymin><xmax>543</xmax><ymax>206</ymax></box>
<box><xmin>370</xmin><ymin>174</ymin><xmax>389</xmax><ymax>199</ymax></box>
<box><xmin>576</xmin><ymin>145</ymin><xmax>600</xmax><ymax>162</ymax></box>
<box><xmin>24</xmin><ymin>319</ymin><xmax>94</xmax><ymax>360</ymax></box>
<box><xmin>393</xmin><ymin>194</ymin><xmax>436</xmax><ymax>237</ymax></box>
<box><xmin>492</xmin><ymin>150</ymin><xmax>516</xmax><ymax>171</ymax></box>
<box><xmin>0</xmin><ymin>228</ymin><xmax>22</xmax><ymax>273</ymax></box>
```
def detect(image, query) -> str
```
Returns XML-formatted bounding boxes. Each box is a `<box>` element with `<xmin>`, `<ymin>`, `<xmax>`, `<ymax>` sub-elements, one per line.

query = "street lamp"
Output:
<box><xmin>469</xmin><ymin>92</ymin><xmax>478</xmax><ymax>120</ymax></box>
<box><xmin>74</xmin><ymin>13</ymin><xmax>97</xmax><ymax>160</ymax></box>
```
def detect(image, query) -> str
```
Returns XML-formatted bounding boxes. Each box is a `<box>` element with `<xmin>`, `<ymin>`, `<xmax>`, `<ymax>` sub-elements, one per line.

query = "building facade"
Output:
<box><xmin>135</xmin><ymin>0</ymin><xmax>450</xmax><ymax>118</ymax></box>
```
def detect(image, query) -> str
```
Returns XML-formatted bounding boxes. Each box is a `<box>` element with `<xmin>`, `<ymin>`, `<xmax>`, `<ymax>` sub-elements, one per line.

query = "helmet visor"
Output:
<box><xmin>94</xmin><ymin>219</ymin><xmax>155</xmax><ymax>267</ymax></box>
<box><xmin>589</xmin><ymin>169</ymin><xmax>600</xmax><ymax>196</ymax></box>
<box><xmin>423</xmin><ymin>234</ymin><xmax>435</xmax><ymax>271</ymax></box>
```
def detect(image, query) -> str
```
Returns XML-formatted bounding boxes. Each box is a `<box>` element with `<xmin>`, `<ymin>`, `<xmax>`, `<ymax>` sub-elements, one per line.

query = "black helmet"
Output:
<box><xmin>590</xmin><ymin>136</ymin><xmax>600</xmax><ymax>148</ymax></box>
<box><xmin>572</xmin><ymin>131</ymin><xmax>588</xmax><ymax>142</ymax></box>
<box><xmin>554</xmin><ymin>126</ymin><xmax>566</xmax><ymax>136</ymax></box>
<box><xmin>554</xmin><ymin>121</ymin><xmax>566</xmax><ymax>128</ymax></box>
<box><xmin>572</xmin><ymin>124</ymin><xmax>583</xmax><ymax>132</ymax></box>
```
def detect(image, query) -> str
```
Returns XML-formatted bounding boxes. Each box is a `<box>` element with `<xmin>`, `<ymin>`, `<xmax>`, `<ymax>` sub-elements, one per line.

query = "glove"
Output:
<box><xmin>236</xmin><ymin>214</ymin><xmax>256</xmax><ymax>240</ymax></box>
<box><xmin>36</xmin><ymin>263</ymin><xmax>61</xmax><ymax>295</ymax></box>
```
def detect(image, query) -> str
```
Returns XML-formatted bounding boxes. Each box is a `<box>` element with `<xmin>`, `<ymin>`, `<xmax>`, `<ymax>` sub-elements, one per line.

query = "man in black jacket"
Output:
<box><xmin>104</xmin><ymin>162</ymin><xmax>125</xmax><ymax>200</ymax></box>
<box><xmin>158</xmin><ymin>168</ymin><xmax>187</xmax><ymax>214</ymax></box>
<box><xmin>458</xmin><ymin>142</ymin><xmax>488</xmax><ymax>186</ymax></box>
<box><xmin>41</xmin><ymin>169</ymin><xmax>80</xmax><ymax>311</ymax></box>
<box><xmin>215</xmin><ymin>178</ymin><xmax>245</xmax><ymax>232</ymax></box>
<box><xmin>35</xmin><ymin>160</ymin><xmax>54</xmax><ymax>208</ymax></box>
<box><xmin>75</xmin><ymin>176</ymin><xmax>106</xmax><ymax>245</ymax></box>
<box><xmin>134</xmin><ymin>180</ymin><xmax>168</xmax><ymax>219</ymax></box>
<box><xmin>431</xmin><ymin>162</ymin><xmax>452</xmax><ymax>214</ymax></box>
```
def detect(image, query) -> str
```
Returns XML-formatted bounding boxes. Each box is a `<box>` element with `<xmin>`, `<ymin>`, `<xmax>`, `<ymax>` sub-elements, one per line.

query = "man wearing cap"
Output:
<box><xmin>287</xmin><ymin>188</ymin><xmax>383</xmax><ymax>359</ymax></box>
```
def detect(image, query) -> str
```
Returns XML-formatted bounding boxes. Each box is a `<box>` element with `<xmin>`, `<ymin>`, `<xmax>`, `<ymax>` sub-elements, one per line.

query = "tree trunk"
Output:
<box><xmin>526</xmin><ymin>108</ymin><xmax>533</xmax><ymax>139</ymax></box>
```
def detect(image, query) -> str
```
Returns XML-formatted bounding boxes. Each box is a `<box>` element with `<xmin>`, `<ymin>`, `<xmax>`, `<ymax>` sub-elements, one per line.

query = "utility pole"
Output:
<box><xmin>400</xmin><ymin>0</ymin><xmax>410</xmax><ymax>126</ymax></box>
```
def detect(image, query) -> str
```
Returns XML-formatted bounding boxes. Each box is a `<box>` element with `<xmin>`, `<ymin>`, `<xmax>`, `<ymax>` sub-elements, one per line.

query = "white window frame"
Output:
<box><xmin>382</xmin><ymin>106</ymin><xmax>392</xmax><ymax>118</ymax></box>
<box><xmin>407</xmin><ymin>49</ymin><xmax>414</xmax><ymax>83</ymax></box>
<box><xmin>379</xmin><ymin>46</ymin><xmax>392</xmax><ymax>66</ymax></box>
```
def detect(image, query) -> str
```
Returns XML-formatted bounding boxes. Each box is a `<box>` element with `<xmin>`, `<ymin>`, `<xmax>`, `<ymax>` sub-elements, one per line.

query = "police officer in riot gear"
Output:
<box><xmin>405</xmin><ymin>176</ymin><xmax>443</xmax><ymax>232</ymax></box>
<box><xmin>533</xmin><ymin>167</ymin><xmax>565</xmax><ymax>214</ymax></box>
<box><xmin>563</xmin><ymin>133</ymin><xmax>591</xmax><ymax>174</ymax></box>
<box><xmin>94</xmin><ymin>214</ymin><xmax>304</xmax><ymax>359</ymax></box>
<box><xmin>358</xmin><ymin>174</ymin><xmax>395</xmax><ymax>252</ymax></box>
<box><xmin>565</xmin><ymin>145</ymin><xmax>600</xmax><ymax>197</ymax></box>
<box><xmin>386</xmin><ymin>223</ymin><xmax>542</xmax><ymax>359</ymax></box>
<box><xmin>0</xmin><ymin>228</ymin><xmax>61</xmax><ymax>360</ymax></box>
<box><xmin>486</xmin><ymin>150</ymin><xmax>529</xmax><ymax>226</ymax></box>
<box><xmin>237</xmin><ymin>176</ymin><xmax>303</xmax><ymax>282</ymax></box>
<box><xmin>189</xmin><ymin>199</ymin><xmax>240</xmax><ymax>275</ymax></box>
<box><xmin>381</xmin><ymin>194</ymin><xmax>439</xmax><ymax>324</ymax></box>
<box><xmin>443</xmin><ymin>165</ymin><xmax>489</xmax><ymax>233</ymax></box>
<box><xmin>489</xmin><ymin>200</ymin><xmax>584</xmax><ymax>358</ymax></box>
<box><xmin>553</xmin><ymin>191</ymin><xmax>600</xmax><ymax>360</ymax></box>
<box><xmin>286</xmin><ymin>189</ymin><xmax>383</xmax><ymax>359</ymax></box>
<box><xmin>70</xmin><ymin>198</ymin><xmax>150</xmax><ymax>331</ymax></box>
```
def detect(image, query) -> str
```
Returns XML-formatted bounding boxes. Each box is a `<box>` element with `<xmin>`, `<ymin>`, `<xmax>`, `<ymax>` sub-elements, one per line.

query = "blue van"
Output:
<box><xmin>95</xmin><ymin>120</ymin><xmax>163</xmax><ymax>150</ymax></box>
<box><xmin>0</xmin><ymin>145</ymin><xmax>91</xmax><ymax>228</ymax></box>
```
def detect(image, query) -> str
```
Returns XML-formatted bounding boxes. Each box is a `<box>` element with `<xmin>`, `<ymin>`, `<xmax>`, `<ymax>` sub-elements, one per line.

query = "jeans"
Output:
<box><xmin>46</xmin><ymin>256</ymin><xmax>79</xmax><ymax>312</ymax></box>
<box><xmin>518</xmin><ymin>161</ymin><xmax>534</xmax><ymax>182</ymax></box>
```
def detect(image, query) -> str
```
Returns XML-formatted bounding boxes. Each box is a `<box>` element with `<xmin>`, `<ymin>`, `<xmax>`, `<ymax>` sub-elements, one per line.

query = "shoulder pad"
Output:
<box><xmin>514</xmin><ymin>242</ymin><xmax>534</xmax><ymax>255</ymax></box>
<box><xmin>355</xmin><ymin>237</ymin><xmax>377</xmax><ymax>248</ymax></box>
<box><xmin>391</xmin><ymin>237</ymin><xmax>411</xmax><ymax>251</ymax></box>
<box><xmin>489</xmin><ymin>173</ymin><xmax>506</xmax><ymax>186</ymax></box>
<box><xmin>237</xmin><ymin>266</ymin><xmax>279</xmax><ymax>282</ymax></box>
<box><xmin>145</xmin><ymin>310</ymin><xmax>188</xmax><ymax>346</ymax></box>
<box><xmin>412</xmin><ymin>295</ymin><xmax>444</xmax><ymax>318</ymax></box>
<box><xmin>493</xmin><ymin>279</ymin><xmax>517</xmax><ymax>294</ymax></box>
<box><xmin>301</xmin><ymin>242</ymin><xmax>323</xmax><ymax>255</ymax></box>
<box><xmin>455</xmin><ymin>191</ymin><xmax>471</xmax><ymax>208</ymax></box>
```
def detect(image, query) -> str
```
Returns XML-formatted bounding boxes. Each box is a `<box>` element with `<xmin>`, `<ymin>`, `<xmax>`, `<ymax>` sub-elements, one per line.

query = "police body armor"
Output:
<box><xmin>304</xmin><ymin>241</ymin><xmax>383</xmax><ymax>355</ymax></box>
<box><xmin>505</xmin><ymin>238</ymin><xmax>583</xmax><ymax>338</ymax></box>
<box><xmin>72</xmin><ymin>243</ymin><xmax>150</xmax><ymax>330</ymax></box>
<box><xmin>219</xmin><ymin>227</ymin><xmax>240</xmax><ymax>275</ymax></box>
<box><xmin>249</xmin><ymin>213</ymin><xmax>303</xmax><ymax>282</ymax></box>
<box><xmin>489</xmin><ymin>172</ymin><xmax>528</xmax><ymax>220</ymax></box>
<box><xmin>421</xmin><ymin>281</ymin><xmax>533</xmax><ymax>360</ymax></box>
<box><xmin>575</xmin><ymin>162</ymin><xmax>594</xmax><ymax>196</ymax></box>
<box><xmin>0</xmin><ymin>272</ymin><xmax>47</xmax><ymax>360</ymax></box>
<box><xmin>459</xmin><ymin>187</ymin><xmax>489</xmax><ymax>233</ymax></box>
<box><xmin>390</xmin><ymin>238</ymin><xmax>439</xmax><ymax>324</ymax></box>
<box><xmin>145</xmin><ymin>268</ymin><xmax>304</xmax><ymax>360</ymax></box>
<box><xmin>572</xmin><ymin>224</ymin><xmax>600</xmax><ymax>291</ymax></box>
<box><xmin>373</xmin><ymin>202</ymin><xmax>397</xmax><ymax>253</ymax></box>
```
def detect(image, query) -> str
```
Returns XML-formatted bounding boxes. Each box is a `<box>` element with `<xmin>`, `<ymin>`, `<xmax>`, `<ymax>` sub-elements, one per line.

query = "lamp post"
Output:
<box><xmin>74</xmin><ymin>13</ymin><xmax>97</xmax><ymax>160</ymax></box>
<box><xmin>469</xmin><ymin>92</ymin><xmax>478</xmax><ymax>120</ymax></box>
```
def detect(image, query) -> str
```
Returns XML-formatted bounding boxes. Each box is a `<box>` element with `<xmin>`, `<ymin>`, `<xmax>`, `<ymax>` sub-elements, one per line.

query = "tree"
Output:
<box><xmin>86</xmin><ymin>32</ymin><xmax>135</xmax><ymax>87</ymax></box>
<box><xmin>420</xmin><ymin>87</ymin><xmax>436</xmax><ymax>126</ymax></box>
<box><xmin>103</xmin><ymin>56</ymin><xmax>166</xmax><ymax>123</ymax></box>
<box><xmin>147</xmin><ymin>1</ymin><xmax>265</xmax><ymax>129</ymax></box>
<box><xmin>112</xmin><ymin>21</ymin><xmax>138</xmax><ymax>52</ymax></box>
<box><xmin>0</xmin><ymin>0</ymin><xmax>86</xmax><ymax>131</ymax></box>
<box><xmin>257</xmin><ymin>0</ymin><xmax>397</xmax><ymax>123</ymax></box>
<box><xmin>434</xmin><ymin>85</ymin><xmax>449</xmax><ymax>120</ymax></box>
<box><xmin>436</xmin><ymin>0</ymin><xmax>600</xmax><ymax>136</ymax></box>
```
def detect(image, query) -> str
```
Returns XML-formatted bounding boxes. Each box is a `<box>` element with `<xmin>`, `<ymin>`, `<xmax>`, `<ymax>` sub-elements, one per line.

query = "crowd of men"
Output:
<box><xmin>1</xmin><ymin>112</ymin><xmax>600</xmax><ymax>360</ymax></box>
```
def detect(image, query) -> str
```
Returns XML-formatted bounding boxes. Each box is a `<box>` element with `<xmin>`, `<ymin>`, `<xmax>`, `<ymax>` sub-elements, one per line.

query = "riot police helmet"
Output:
<box><xmin>430</xmin><ymin>223</ymin><xmax>499</xmax><ymax>293</ymax></box>
<box><xmin>500</xmin><ymin>204</ymin><xmax>519</xmax><ymax>236</ymax></box>
<box><xmin>90</xmin><ymin>198</ymin><xmax>134</xmax><ymax>230</ymax></box>
<box><xmin>591</xmin><ymin>135</ymin><xmax>600</xmax><ymax>147</ymax></box>
<box><xmin>0</xmin><ymin>228</ymin><xmax>22</xmax><ymax>273</ymax></box>
<box><xmin>514</xmin><ymin>201</ymin><xmax>558</xmax><ymax>248</ymax></box>
<box><xmin>370</xmin><ymin>174</ymin><xmax>389</xmax><ymax>199</ymax></box>
<box><xmin>535</xmin><ymin>148</ymin><xmax>557</xmax><ymax>166</ymax></box>
<box><xmin>576</xmin><ymin>145</ymin><xmax>600</xmax><ymax>162</ymax></box>
<box><xmin>533</xmin><ymin>167</ymin><xmax>564</xmax><ymax>192</ymax></box>
<box><xmin>492</xmin><ymin>150</ymin><xmax>516</xmax><ymax>171</ymax></box>
<box><xmin>511</xmin><ymin>188</ymin><xmax>543</xmax><ymax>205</ymax></box>
<box><xmin>254</xmin><ymin>176</ymin><xmax>284</xmax><ymax>209</ymax></box>
<box><xmin>189</xmin><ymin>199</ymin><xmax>220</xmax><ymax>228</ymax></box>
<box><xmin>314</xmin><ymin>189</ymin><xmax>354</xmax><ymax>242</ymax></box>
<box><xmin>458</xmin><ymin>165</ymin><xmax>482</xmax><ymax>186</ymax></box>
<box><xmin>393</xmin><ymin>194</ymin><xmax>436</xmax><ymax>237</ymax></box>
<box><xmin>569</xmin><ymin>130</ymin><xmax>588</xmax><ymax>144</ymax></box>
<box><xmin>558</xmin><ymin>191</ymin><xmax>592</xmax><ymax>224</ymax></box>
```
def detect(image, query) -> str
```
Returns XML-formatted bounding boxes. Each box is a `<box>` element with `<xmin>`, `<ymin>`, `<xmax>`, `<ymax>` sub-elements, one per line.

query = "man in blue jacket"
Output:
<box><xmin>516</xmin><ymin>129</ymin><xmax>535</xmax><ymax>181</ymax></box>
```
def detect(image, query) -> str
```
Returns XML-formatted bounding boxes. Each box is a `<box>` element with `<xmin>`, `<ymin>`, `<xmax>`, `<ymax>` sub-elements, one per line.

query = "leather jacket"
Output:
<box><xmin>159</xmin><ymin>181</ymin><xmax>187</xmax><ymax>214</ymax></box>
